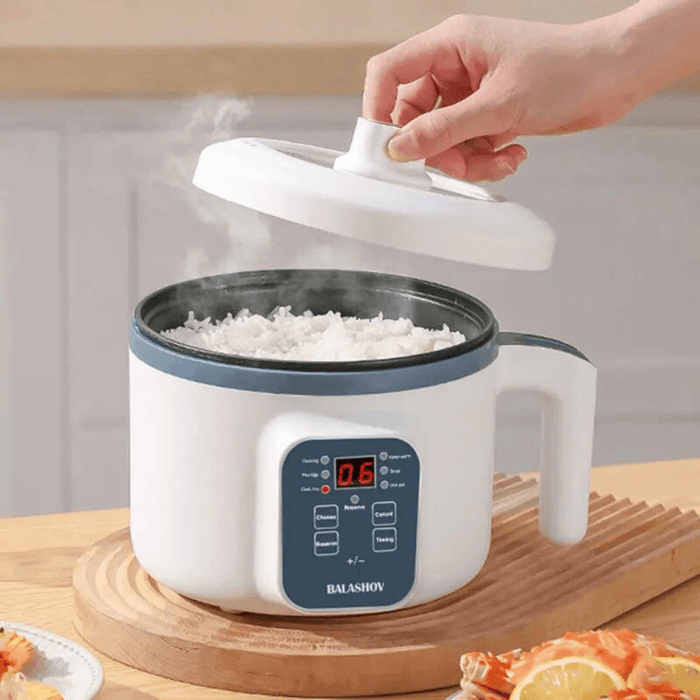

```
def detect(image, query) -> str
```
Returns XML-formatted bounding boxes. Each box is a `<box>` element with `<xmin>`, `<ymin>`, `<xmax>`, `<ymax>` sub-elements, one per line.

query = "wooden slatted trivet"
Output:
<box><xmin>73</xmin><ymin>473</ymin><xmax>700</xmax><ymax>698</ymax></box>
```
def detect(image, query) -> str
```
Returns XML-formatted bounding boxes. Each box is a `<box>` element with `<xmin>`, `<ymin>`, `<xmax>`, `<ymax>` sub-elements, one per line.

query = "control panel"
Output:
<box><xmin>281</xmin><ymin>437</ymin><xmax>420</xmax><ymax>610</ymax></box>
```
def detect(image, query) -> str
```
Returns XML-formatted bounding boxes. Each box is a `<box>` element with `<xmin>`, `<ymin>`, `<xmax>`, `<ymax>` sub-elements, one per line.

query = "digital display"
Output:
<box><xmin>335</xmin><ymin>456</ymin><xmax>376</xmax><ymax>489</ymax></box>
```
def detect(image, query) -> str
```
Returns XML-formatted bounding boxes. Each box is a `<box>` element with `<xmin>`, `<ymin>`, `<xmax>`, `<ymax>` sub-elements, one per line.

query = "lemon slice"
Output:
<box><xmin>655</xmin><ymin>656</ymin><xmax>700</xmax><ymax>695</ymax></box>
<box><xmin>511</xmin><ymin>656</ymin><xmax>626</xmax><ymax>700</ymax></box>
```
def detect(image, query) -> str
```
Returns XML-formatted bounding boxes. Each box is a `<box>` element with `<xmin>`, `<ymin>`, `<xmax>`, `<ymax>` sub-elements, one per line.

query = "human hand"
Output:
<box><xmin>363</xmin><ymin>14</ymin><xmax>638</xmax><ymax>182</ymax></box>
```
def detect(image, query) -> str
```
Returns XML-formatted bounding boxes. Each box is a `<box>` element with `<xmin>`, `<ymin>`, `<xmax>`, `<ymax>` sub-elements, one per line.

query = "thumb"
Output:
<box><xmin>387</xmin><ymin>86</ymin><xmax>512</xmax><ymax>162</ymax></box>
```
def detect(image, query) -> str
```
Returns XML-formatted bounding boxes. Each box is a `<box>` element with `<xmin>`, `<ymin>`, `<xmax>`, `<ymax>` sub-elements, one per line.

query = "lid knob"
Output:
<box><xmin>333</xmin><ymin>118</ymin><xmax>433</xmax><ymax>190</ymax></box>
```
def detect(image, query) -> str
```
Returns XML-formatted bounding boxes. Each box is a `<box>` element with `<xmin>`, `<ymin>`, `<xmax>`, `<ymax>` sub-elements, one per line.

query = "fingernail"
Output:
<box><xmin>496</xmin><ymin>160</ymin><xmax>517</xmax><ymax>176</ymax></box>
<box><xmin>387</xmin><ymin>130</ymin><xmax>420</xmax><ymax>162</ymax></box>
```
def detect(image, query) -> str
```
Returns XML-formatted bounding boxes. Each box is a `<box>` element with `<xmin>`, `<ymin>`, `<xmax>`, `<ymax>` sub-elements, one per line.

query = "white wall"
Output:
<box><xmin>0</xmin><ymin>93</ymin><xmax>698</xmax><ymax>516</ymax></box>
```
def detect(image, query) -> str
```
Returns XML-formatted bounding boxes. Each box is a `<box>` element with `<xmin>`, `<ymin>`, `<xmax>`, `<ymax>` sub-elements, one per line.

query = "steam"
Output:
<box><xmin>151</xmin><ymin>96</ymin><xmax>272</xmax><ymax>280</ymax></box>
<box><xmin>180</xmin><ymin>204</ymin><xmax>270</xmax><ymax>280</ymax></box>
<box><xmin>287</xmin><ymin>241</ymin><xmax>375</xmax><ymax>271</ymax></box>
<box><xmin>148</xmin><ymin>95</ymin><xmax>387</xmax><ymax>284</ymax></box>
<box><xmin>143</xmin><ymin>95</ymin><xmax>417</xmax><ymax>328</ymax></box>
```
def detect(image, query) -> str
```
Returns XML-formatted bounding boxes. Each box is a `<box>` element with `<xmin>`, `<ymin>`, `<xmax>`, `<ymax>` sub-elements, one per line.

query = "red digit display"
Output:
<box><xmin>334</xmin><ymin>456</ymin><xmax>376</xmax><ymax>489</ymax></box>
<box><xmin>337</xmin><ymin>462</ymin><xmax>353</xmax><ymax>487</ymax></box>
<box><xmin>358</xmin><ymin>461</ymin><xmax>374</xmax><ymax>485</ymax></box>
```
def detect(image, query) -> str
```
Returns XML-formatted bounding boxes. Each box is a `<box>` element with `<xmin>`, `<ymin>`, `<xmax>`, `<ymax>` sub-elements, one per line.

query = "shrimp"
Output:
<box><xmin>0</xmin><ymin>629</ymin><xmax>33</xmax><ymax>675</ymax></box>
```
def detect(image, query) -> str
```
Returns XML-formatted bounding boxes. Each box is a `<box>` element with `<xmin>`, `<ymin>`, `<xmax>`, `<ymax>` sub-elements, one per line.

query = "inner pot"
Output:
<box><xmin>134</xmin><ymin>268</ymin><xmax>498</xmax><ymax>372</ymax></box>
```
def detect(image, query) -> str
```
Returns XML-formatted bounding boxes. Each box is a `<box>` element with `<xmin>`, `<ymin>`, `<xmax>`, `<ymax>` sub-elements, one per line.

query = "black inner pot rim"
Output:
<box><xmin>134</xmin><ymin>270</ymin><xmax>498</xmax><ymax>373</ymax></box>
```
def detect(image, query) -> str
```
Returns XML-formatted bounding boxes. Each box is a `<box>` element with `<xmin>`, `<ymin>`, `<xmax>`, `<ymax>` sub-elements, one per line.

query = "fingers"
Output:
<box><xmin>362</xmin><ymin>14</ymin><xmax>523</xmax><ymax>181</ymax></box>
<box><xmin>387</xmin><ymin>85</ymin><xmax>514</xmax><ymax>161</ymax></box>
<box><xmin>363</xmin><ymin>18</ymin><xmax>465</xmax><ymax>123</ymax></box>
<box><xmin>392</xmin><ymin>75</ymin><xmax>440</xmax><ymax>127</ymax></box>
<box><xmin>481</xmin><ymin>130</ymin><xmax>519</xmax><ymax>149</ymax></box>
<box><xmin>427</xmin><ymin>142</ymin><xmax>527</xmax><ymax>182</ymax></box>
<box><xmin>392</xmin><ymin>74</ymin><xmax>476</xmax><ymax>129</ymax></box>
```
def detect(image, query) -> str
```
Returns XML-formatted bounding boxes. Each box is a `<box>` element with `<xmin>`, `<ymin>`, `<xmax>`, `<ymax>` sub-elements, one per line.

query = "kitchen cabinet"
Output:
<box><xmin>10</xmin><ymin>0</ymin><xmax>700</xmax><ymax>97</ymax></box>
<box><xmin>0</xmin><ymin>93</ymin><xmax>698</xmax><ymax>516</ymax></box>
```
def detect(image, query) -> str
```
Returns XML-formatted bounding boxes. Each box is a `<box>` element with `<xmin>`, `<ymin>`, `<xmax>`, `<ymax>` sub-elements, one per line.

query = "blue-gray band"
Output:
<box><xmin>129</xmin><ymin>318</ymin><xmax>498</xmax><ymax>396</ymax></box>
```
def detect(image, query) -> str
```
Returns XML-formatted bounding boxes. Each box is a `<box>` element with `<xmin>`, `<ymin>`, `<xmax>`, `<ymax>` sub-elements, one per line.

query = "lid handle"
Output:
<box><xmin>333</xmin><ymin>118</ymin><xmax>433</xmax><ymax>190</ymax></box>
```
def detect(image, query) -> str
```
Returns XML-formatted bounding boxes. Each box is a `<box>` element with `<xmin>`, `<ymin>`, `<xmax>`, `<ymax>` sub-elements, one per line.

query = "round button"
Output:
<box><xmin>321</xmin><ymin>469</ymin><xmax>330</xmax><ymax>479</ymax></box>
<box><xmin>380</xmin><ymin>480</ymin><xmax>389</xmax><ymax>490</ymax></box>
<box><xmin>350</xmin><ymin>495</ymin><xmax>360</xmax><ymax>504</ymax></box>
<box><xmin>380</xmin><ymin>466</ymin><xmax>389</xmax><ymax>475</ymax></box>
<box><xmin>321</xmin><ymin>484</ymin><xmax>331</xmax><ymax>494</ymax></box>
<box><xmin>320</xmin><ymin>455</ymin><xmax>330</xmax><ymax>465</ymax></box>
<box><xmin>379</xmin><ymin>452</ymin><xmax>388</xmax><ymax>461</ymax></box>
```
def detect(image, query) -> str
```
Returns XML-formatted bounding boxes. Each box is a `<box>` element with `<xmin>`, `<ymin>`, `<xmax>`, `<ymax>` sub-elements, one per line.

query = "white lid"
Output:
<box><xmin>192</xmin><ymin>117</ymin><xmax>555</xmax><ymax>270</ymax></box>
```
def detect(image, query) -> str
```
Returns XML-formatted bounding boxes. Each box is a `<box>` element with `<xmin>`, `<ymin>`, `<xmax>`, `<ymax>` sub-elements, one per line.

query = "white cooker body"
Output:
<box><xmin>129</xmin><ymin>351</ymin><xmax>498</xmax><ymax>615</ymax></box>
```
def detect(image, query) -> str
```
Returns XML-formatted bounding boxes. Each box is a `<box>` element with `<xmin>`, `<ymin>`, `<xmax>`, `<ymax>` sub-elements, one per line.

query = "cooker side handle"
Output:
<box><xmin>496</xmin><ymin>332</ymin><xmax>597</xmax><ymax>545</ymax></box>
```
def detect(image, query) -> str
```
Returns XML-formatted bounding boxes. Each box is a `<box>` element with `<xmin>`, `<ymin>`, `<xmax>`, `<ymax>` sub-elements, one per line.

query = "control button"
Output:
<box><xmin>321</xmin><ymin>469</ymin><xmax>330</xmax><ymax>479</ymax></box>
<box><xmin>321</xmin><ymin>484</ymin><xmax>331</xmax><ymax>495</ymax></box>
<box><xmin>372</xmin><ymin>527</ymin><xmax>397</xmax><ymax>553</ymax></box>
<box><xmin>350</xmin><ymin>494</ymin><xmax>360</xmax><ymax>505</ymax></box>
<box><xmin>314</xmin><ymin>531</ymin><xmax>339</xmax><ymax>556</ymax></box>
<box><xmin>372</xmin><ymin>501</ymin><xmax>396</xmax><ymax>526</ymax></box>
<box><xmin>321</xmin><ymin>455</ymin><xmax>330</xmax><ymax>465</ymax></box>
<box><xmin>380</xmin><ymin>480</ymin><xmax>389</xmax><ymax>490</ymax></box>
<box><xmin>379</xmin><ymin>451</ymin><xmax>388</xmax><ymax>461</ymax></box>
<box><xmin>314</xmin><ymin>504</ymin><xmax>338</xmax><ymax>529</ymax></box>
<box><xmin>380</xmin><ymin>466</ymin><xmax>389</xmax><ymax>476</ymax></box>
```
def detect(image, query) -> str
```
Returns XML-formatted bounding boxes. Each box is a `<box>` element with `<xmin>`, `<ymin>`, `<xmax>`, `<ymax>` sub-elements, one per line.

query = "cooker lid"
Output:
<box><xmin>192</xmin><ymin>117</ymin><xmax>556</xmax><ymax>271</ymax></box>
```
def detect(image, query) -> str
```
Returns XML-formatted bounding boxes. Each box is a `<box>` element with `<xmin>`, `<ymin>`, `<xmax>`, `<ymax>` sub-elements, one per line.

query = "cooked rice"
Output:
<box><xmin>161</xmin><ymin>306</ymin><xmax>466</xmax><ymax>361</ymax></box>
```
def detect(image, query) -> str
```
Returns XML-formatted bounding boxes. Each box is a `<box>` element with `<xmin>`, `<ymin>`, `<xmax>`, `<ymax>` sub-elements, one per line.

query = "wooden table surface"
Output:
<box><xmin>2</xmin><ymin>458</ymin><xmax>700</xmax><ymax>700</ymax></box>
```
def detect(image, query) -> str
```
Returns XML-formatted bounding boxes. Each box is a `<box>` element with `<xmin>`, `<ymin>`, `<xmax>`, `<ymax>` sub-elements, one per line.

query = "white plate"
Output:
<box><xmin>445</xmin><ymin>692</ymin><xmax>462</xmax><ymax>700</ymax></box>
<box><xmin>0</xmin><ymin>622</ymin><xmax>103</xmax><ymax>700</ymax></box>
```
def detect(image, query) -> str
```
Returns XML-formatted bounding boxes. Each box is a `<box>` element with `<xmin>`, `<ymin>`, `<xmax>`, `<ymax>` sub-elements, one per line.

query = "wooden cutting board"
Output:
<box><xmin>73</xmin><ymin>473</ymin><xmax>700</xmax><ymax>698</ymax></box>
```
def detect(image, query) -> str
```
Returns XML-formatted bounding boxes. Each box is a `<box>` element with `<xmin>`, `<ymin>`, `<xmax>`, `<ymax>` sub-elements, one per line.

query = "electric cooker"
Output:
<box><xmin>128</xmin><ymin>118</ymin><xmax>597</xmax><ymax>616</ymax></box>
